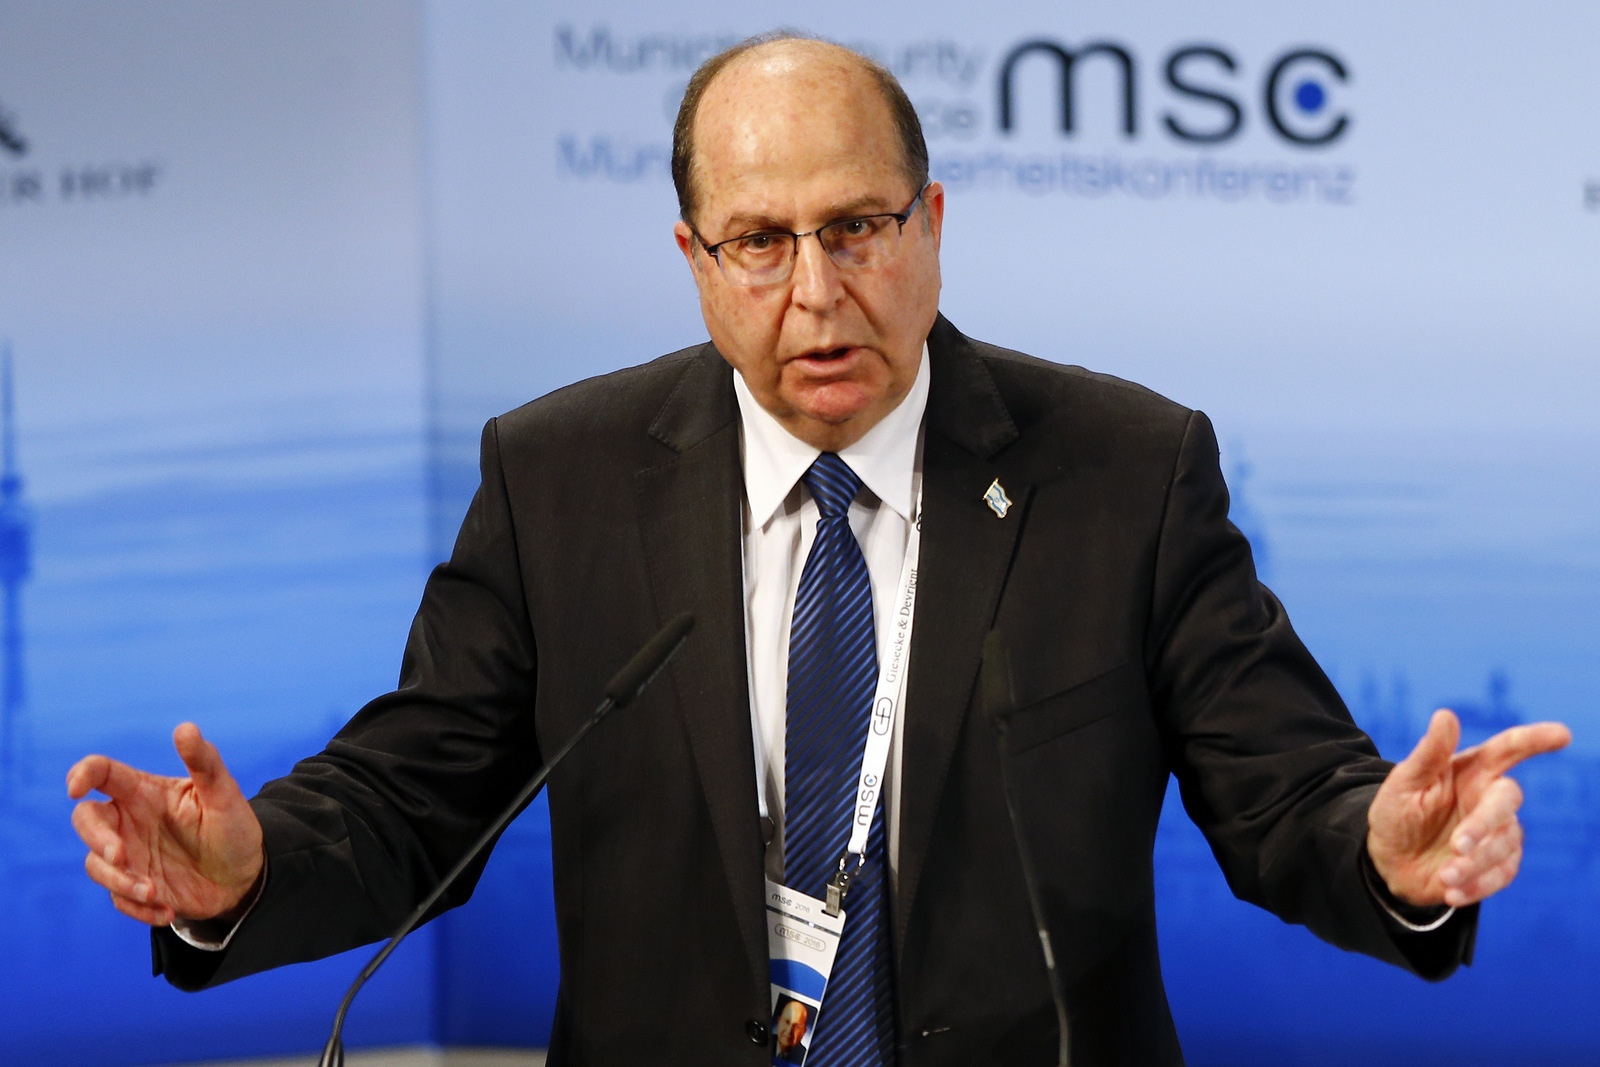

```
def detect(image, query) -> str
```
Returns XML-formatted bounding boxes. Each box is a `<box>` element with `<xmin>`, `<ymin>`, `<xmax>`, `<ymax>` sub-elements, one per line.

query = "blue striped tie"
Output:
<box><xmin>785</xmin><ymin>452</ymin><xmax>897</xmax><ymax>1065</ymax></box>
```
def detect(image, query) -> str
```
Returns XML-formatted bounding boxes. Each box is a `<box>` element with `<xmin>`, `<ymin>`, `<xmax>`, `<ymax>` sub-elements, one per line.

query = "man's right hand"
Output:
<box><xmin>67</xmin><ymin>722</ymin><xmax>264</xmax><ymax>928</ymax></box>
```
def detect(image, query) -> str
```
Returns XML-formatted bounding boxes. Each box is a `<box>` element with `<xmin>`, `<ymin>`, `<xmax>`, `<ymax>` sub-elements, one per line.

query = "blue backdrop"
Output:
<box><xmin>1</xmin><ymin>1</ymin><xmax>1596</xmax><ymax>1063</ymax></box>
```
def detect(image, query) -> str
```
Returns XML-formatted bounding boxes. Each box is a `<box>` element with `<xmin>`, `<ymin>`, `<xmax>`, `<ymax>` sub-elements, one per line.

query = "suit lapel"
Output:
<box><xmin>895</xmin><ymin>318</ymin><xmax>1032</xmax><ymax>957</ymax></box>
<box><xmin>634</xmin><ymin>349</ymin><xmax>768</xmax><ymax>986</ymax></box>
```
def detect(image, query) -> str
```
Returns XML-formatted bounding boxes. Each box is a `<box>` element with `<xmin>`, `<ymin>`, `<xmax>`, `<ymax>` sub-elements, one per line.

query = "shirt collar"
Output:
<box><xmin>736</xmin><ymin>342</ymin><xmax>929</xmax><ymax>529</ymax></box>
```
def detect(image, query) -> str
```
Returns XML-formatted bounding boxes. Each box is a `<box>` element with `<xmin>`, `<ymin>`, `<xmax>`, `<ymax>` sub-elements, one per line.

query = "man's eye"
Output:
<box><xmin>831</xmin><ymin>217</ymin><xmax>890</xmax><ymax>244</ymax></box>
<box><xmin>737</xmin><ymin>234</ymin><xmax>784</xmax><ymax>254</ymax></box>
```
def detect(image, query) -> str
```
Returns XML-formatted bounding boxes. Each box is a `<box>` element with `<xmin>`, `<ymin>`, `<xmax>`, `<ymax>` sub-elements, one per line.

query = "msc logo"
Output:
<box><xmin>0</xmin><ymin>101</ymin><xmax>26</xmax><ymax>157</ymax></box>
<box><xmin>998</xmin><ymin>40</ymin><xmax>1351</xmax><ymax>148</ymax></box>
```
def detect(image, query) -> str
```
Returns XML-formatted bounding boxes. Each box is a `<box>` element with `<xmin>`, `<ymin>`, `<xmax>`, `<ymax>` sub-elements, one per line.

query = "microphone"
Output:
<box><xmin>316</xmin><ymin>612</ymin><xmax>695</xmax><ymax>1067</ymax></box>
<box><xmin>982</xmin><ymin>630</ymin><xmax>1070</xmax><ymax>1067</ymax></box>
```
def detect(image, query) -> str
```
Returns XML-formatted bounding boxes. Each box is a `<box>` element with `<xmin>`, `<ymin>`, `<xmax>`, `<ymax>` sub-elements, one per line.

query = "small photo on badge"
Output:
<box><xmin>771</xmin><ymin>994</ymin><xmax>816</xmax><ymax>1065</ymax></box>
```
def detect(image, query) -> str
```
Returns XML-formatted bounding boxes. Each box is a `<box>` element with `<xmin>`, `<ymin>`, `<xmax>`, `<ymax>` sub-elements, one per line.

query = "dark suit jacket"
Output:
<box><xmin>155</xmin><ymin>316</ymin><xmax>1474</xmax><ymax>1065</ymax></box>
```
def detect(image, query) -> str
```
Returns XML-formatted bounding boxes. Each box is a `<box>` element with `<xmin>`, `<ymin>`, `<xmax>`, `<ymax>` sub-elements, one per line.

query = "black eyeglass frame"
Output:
<box><xmin>692</xmin><ymin>185</ymin><xmax>930</xmax><ymax>283</ymax></box>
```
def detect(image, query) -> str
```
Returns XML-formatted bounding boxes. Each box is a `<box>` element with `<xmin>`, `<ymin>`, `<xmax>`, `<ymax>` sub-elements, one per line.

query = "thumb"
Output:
<box><xmin>173</xmin><ymin>723</ymin><xmax>238</xmax><ymax>805</ymax></box>
<box><xmin>1388</xmin><ymin>709</ymin><xmax>1460</xmax><ymax>792</ymax></box>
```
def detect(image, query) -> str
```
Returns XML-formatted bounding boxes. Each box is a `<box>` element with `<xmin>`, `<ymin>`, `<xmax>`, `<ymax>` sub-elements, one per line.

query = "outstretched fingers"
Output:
<box><xmin>1458</xmin><ymin>818</ymin><xmax>1522</xmax><ymax>876</ymax></box>
<box><xmin>1371</xmin><ymin>711</ymin><xmax>1565</xmax><ymax>908</ymax></box>
<box><xmin>1451</xmin><ymin>775</ymin><xmax>1523</xmax><ymax>853</ymax></box>
<box><xmin>173</xmin><ymin>722</ymin><xmax>240</xmax><ymax>808</ymax></box>
<box><xmin>71</xmin><ymin>797</ymin><xmax>127</xmax><ymax>863</ymax></box>
<box><xmin>1443</xmin><ymin>800</ymin><xmax>1522</xmax><ymax>873</ymax></box>
<box><xmin>1465</xmin><ymin>721</ymin><xmax>1573</xmax><ymax>781</ymax></box>
<box><xmin>66</xmin><ymin>753</ymin><xmax>152</xmax><ymax>802</ymax></box>
<box><xmin>70</xmin><ymin>727</ymin><xmax>262</xmax><ymax>931</ymax></box>
<box><xmin>84</xmin><ymin>849</ymin><xmax>149</xmax><ymax>902</ymax></box>
<box><xmin>65</xmin><ymin>755</ymin><xmax>102</xmax><ymax>799</ymax></box>
<box><xmin>1441</xmin><ymin>821</ymin><xmax>1523</xmax><ymax>906</ymax></box>
<box><xmin>1388</xmin><ymin>709</ymin><xmax>1461</xmax><ymax>793</ymax></box>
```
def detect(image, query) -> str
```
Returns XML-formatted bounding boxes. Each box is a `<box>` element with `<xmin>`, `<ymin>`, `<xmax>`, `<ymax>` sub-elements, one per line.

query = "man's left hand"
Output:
<box><xmin>1367</xmin><ymin>709</ymin><xmax>1571</xmax><ymax>909</ymax></box>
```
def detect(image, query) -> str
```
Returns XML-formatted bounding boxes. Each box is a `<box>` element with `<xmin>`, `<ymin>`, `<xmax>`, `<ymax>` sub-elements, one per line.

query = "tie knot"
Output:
<box><xmin>802</xmin><ymin>452</ymin><xmax>862</xmax><ymax>519</ymax></box>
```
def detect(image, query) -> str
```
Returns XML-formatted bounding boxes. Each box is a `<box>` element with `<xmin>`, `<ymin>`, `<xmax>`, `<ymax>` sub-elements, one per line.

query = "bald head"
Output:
<box><xmin>671</xmin><ymin>34</ymin><xmax>929</xmax><ymax>227</ymax></box>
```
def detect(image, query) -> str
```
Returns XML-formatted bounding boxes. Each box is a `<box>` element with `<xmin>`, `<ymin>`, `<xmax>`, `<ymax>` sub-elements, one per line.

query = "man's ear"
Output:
<box><xmin>673</xmin><ymin>221</ymin><xmax>706</xmax><ymax>282</ymax></box>
<box><xmin>922</xmin><ymin>181</ymin><xmax>946</xmax><ymax>249</ymax></box>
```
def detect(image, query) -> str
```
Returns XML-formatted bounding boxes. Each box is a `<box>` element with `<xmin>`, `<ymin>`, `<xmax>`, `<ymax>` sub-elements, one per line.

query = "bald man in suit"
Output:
<box><xmin>70</xmin><ymin>34</ymin><xmax>1568</xmax><ymax>1066</ymax></box>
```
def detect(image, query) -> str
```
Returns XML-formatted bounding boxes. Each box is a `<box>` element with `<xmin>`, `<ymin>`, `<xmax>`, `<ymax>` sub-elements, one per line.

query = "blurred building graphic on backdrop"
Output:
<box><xmin>0</xmin><ymin>343</ymin><xmax>31</xmax><ymax>797</ymax></box>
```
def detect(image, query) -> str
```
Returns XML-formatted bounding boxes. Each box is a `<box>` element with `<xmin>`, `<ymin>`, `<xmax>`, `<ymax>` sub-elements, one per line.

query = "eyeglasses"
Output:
<box><xmin>694</xmin><ymin>187</ymin><xmax>928</xmax><ymax>287</ymax></box>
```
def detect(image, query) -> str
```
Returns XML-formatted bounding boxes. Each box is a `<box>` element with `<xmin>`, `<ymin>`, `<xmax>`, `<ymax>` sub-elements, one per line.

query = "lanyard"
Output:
<box><xmin>822</xmin><ymin>493</ymin><xmax>922</xmax><ymax>916</ymax></box>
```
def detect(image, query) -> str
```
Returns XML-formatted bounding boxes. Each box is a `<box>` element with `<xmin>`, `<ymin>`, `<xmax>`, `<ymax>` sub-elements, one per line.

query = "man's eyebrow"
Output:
<box><xmin>718</xmin><ymin>195</ymin><xmax>898</xmax><ymax>234</ymax></box>
<box><xmin>823</xmin><ymin>194</ymin><xmax>896</xmax><ymax>218</ymax></box>
<box><xmin>720</xmin><ymin>211</ymin><xmax>790</xmax><ymax>233</ymax></box>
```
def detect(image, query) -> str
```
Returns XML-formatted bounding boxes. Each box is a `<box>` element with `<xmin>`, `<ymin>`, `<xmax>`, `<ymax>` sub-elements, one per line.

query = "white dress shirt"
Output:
<box><xmin>735</xmin><ymin>345</ymin><xmax>929</xmax><ymax>891</ymax></box>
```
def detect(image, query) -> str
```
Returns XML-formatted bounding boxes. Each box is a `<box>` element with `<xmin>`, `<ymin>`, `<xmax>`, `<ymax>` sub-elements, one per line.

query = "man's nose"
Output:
<box><xmin>788</xmin><ymin>234</ymin><xmax>846</xmax><ymax>311</ymax></box>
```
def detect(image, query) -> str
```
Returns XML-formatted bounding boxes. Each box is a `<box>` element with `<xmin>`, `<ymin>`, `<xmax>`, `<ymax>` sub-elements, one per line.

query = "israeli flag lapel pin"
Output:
<box><xmin>983</xmin><ymin>478</ymin><xmax>1012</xmax><ymax>518</ymax></box>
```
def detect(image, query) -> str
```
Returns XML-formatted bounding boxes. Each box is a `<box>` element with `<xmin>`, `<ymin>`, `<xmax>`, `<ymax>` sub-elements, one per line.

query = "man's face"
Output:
<box><xmin>674</xmin><ymin>43</ymin><xmax>944</xmax><ymax>452</ymax></box>
<box><xmin>775</xmin><ymin>1000</ymin><xmax>808</xmax><ymax>1049</ymax></box>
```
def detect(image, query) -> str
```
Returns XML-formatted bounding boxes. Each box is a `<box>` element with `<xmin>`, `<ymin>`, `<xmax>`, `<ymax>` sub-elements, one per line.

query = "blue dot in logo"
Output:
<box><xmin>1295</xmin><ymin>79</ymin><xmax>1326</xmax><ymax>114</ymax></box>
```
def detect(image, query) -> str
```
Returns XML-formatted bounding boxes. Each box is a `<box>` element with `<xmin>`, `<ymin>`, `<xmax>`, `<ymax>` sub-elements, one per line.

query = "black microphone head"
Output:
<box><xmin>981</xmin><ymin>629</ymin><xmax>1015</xmax><ymax>726</ymax></box>
<box><xmin>603</xmin><ymin>612</ymin><xmax>695</xmax><ymax>707</ymax></box>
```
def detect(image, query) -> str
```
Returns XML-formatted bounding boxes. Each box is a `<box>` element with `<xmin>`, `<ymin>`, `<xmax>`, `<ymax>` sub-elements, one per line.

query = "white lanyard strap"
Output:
<box><xmin>842</xmin><ymin>498</ymin><xmax>922</xmax><ymax>862</ymax></box>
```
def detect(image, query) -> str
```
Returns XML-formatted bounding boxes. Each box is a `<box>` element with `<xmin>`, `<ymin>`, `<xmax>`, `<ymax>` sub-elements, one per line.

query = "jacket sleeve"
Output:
<box><xmin>1144</xmin><ymin>409</ymin><xmax>1475</xmax><ymax>980</ymax></box>
<box><xmin>155</xmin><ymin>417</ymin><xmax>544</xmax><ymax>990</ymax></box>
